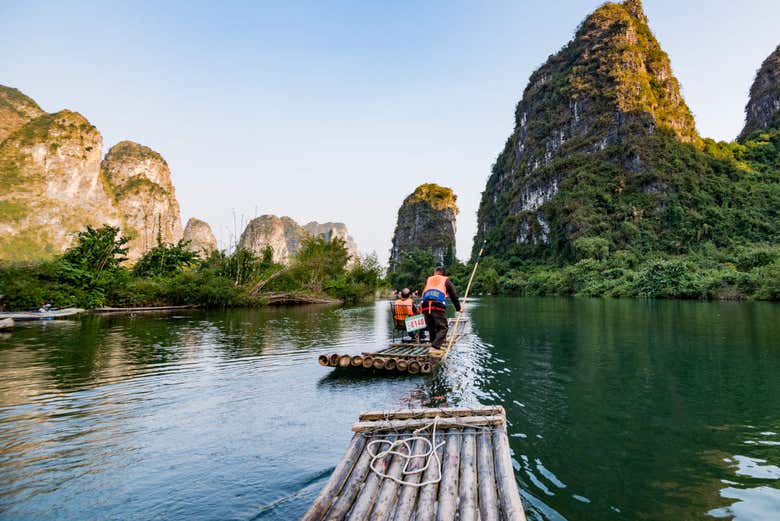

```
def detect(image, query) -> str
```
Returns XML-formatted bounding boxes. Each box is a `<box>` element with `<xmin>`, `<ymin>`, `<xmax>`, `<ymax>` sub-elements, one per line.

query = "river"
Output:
<box><xmin>0</xmin><ymin>298</ymin><xmax>778</xmax><ymax>520</ymax></box>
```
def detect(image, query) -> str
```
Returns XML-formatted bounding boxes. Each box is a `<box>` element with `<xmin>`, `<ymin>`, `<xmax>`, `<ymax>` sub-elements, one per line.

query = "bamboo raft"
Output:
<box><xmin>302</xmin><ymin>405</ymin><xmax>527</xmax><ymax>521</ymax></box>
<box><xmin>0</xmin><ymin>318</ymin><xmax>13</xmax><ymax>330</ymax></box>
<box><xmin>0</xmin><ymin>308</ymin><xmax>85</xmax><ymax>320</ymax></box>
<box><xmin>317</xmin><ymin>319</ymin><xmax>467</xmax><ymax>375</ymax></box>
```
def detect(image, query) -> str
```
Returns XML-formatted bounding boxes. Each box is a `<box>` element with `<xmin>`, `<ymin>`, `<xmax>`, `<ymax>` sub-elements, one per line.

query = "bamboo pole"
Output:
<box><xmin>302</xmin><ymin>434</ymin><xmax>367</xmax><ymax>521</ymax></box>
<box><xmin>477</xmin><ymin>430</ymin><xmax>500</xmax><ymax>521</ymax></box>
<box><xmin>367</xmin><ymin>436</ymin><xmax>409</xmax><ymax>521</ymax></box>
<box><xmin>442</xmin><ymin>239</ymin><xmax>486</xmax><ymax>362</ymax></box>
<box><xmin>392</xmin><ymin>438</ymin><xmax>427</xmax><ymax>521</ymax></box>
<box><xmin>372</xmin><ymin>357</ymin><xmax>386</xmax><ymax>370</ymax></box>
<box><xmin>351</xmin><ymin>355</ymin><xmax>363</xmax><ymax>367</ymax></box>
<box><xmin>458</xmin><ymin>428</ymin><xmax>478</xmax><ymax>521</ymax></box>
<box><xmin>362</xmin><ymin>356</ymin><xmax>374</xmax><ymax>369</ymax></box>
<box><xmin>414</xmin><ymin>433</ymin><xmax>446</xmax><ymax>521</ymax></box>
<box><xmin>420</xmin><ymin>362</ymin><xmax>432</xmax><ymax>374</ymax></box>
<box><xmin>329</xmin><ymin>354</ymin><xmax>340</xmax><ymax>366</ymax></box>
<box><xmin>396</xmin><ymin>359</ymin><xmax>408</xmax><ymax>372</ymax></box>
<box><xmin>352</xmin><ymin>415</ymin><xmax>504</xmax><ymax>433</ymax></box>
<box><xmin>339</xmin><ymin>355</ymin><xmax>352</xmax><ymax>368</ymax></box>
<box><xmin>360</xmin><ymin>406</ymin><xmax>503</xmax><ymax>422</ymax></box>
<box><xmin>408</xmin><ymin>361</ymin><xmax>420</xmax><ymax>374</ymax></box>
<box><xmin>346</xmin><ymin>435</ymin><xmax>397</xmax><ymax>520</ymax></box>
<box><xmin>384</xmin><ymin>358</ymin><xmax>397</xmax><ymax>371</ymax></box>
<box><xmin>325</xmin><ymin>435</ymin><xmax>383</xmax><ymax>521</ymax></box>
<box><xmin>318</xmin><ymin>355</ymin><xmax>330</xmax><ymax>366</ymax></box>
<box><xmin>435</xmin><ymin>428</ymin><xmax>461</xmax><ymax>521</ymax></box>
<box><xmin>493</xmin><ymin>428</ymin><xmax>527</xmax><ymax>521</ymax></box>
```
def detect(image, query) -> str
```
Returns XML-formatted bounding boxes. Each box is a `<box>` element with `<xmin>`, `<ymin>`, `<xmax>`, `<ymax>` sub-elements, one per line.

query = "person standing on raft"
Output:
<box><xmin>421</xmin><ymin>266</ymin><xmax>461</xmax><ymax>357</ymax></box>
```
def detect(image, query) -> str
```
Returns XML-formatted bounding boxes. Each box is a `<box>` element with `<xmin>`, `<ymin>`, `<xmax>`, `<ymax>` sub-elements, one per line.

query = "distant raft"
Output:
<box><xmin>302</xmin><ymin>405</ymin><xmax>527</xmax><ymax>521</ymax></box>
<box><xmin>317</xmin><ymin>318</ymin><xmax>468</xmax><ymax>375</ymax></box>
<box><xmin>0</xmin><ymin>308</ymin><xmax>85</xmax><ymax>321</ymax></box>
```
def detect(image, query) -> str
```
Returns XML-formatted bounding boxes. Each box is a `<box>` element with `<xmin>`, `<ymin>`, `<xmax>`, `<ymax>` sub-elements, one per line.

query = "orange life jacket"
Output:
<box><xmin>422</xmin><ymin>275</ymin><xmax>448</xmax><ymax>307</ymax></box>
<box><xmin>393</xmin><ymin>298</ymin><xmax>415</xmax><ymax>320</ymax></box>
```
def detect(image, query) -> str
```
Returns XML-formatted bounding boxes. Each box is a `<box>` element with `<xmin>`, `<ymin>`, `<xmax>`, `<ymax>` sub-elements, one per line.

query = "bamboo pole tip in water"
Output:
<box><xmin>318</xmin><ymin>354</ymin><xmax>329</xmax><ymax>366</ymax></box>
<box><xmin>351</xmin><ymin>355</ymin><xmax>363</xmax><ymax>366</ymax></box>
<box><xmin>373</xmin><ymin>357</ymin><xmax>386</xmax><ymax>370</ymax></box>
<box><xmin>420</xmin><ymin>362</ymin><xmax>432</xmax><ymax>373</ymax></box>
<box><xmin>339</xmin><ymin>355</ymin><xmax>351</xmax><ymax>367</ymax></box>
<box><xmin>384</xmin><ymin>358</ymin><xmax>397</xmax><ymax>371</ymax></box>
<box><xmin>328</xmin><ymin>354</ymin><xmax>340</xmax><ymax>366</ymax></box>
<box><xmin>362</xmin><ymin>356</ymin><xmax>374</xmax><ymax>369</ymax></box>
<box><xmin>408</xmin><ymin>361</ymin><xmax>420</xmax><ymax>374</ymax></box>
<box><xmin>397</xmin><ymin>360</ymin><xmax>408</xmax><ymax>372</ymax></box>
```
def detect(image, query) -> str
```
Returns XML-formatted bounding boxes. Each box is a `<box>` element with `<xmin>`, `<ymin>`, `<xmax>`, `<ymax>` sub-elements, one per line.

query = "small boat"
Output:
<box><xmin>0</xmin><ymin>318</ymin><xmax>13</xmax><ymax>330</ymax></box>
<box><xmin>0</xmin><ymin>308</ymin><xmax>85</xmax><ymax>321</ymax></box>
<box><xmin>302</xmin><ymin>405</ymin><xmax>527</xmax><ymax>521</ymax></box>
<box><xmin>317</xmin><ymin>318</ymin><xmax>468</xmax><ymax>374</ymax></box>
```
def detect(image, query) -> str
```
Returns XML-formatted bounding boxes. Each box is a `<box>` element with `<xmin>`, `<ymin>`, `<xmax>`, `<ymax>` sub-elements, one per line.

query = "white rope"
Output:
<box><xmin>366</xmin><ymin>416</ymin><xmax>446</xmax><ymax>487</ymax></box>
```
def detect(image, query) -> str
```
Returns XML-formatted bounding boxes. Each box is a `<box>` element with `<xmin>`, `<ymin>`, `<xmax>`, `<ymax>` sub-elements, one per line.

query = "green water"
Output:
<box><xmin>0</xmin><ymin>298</ymin><xmax>778</xmax><ymax>520</ymax></box>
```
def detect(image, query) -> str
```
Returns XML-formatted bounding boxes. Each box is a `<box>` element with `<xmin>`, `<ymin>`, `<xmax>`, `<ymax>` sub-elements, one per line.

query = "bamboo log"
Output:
<box><xmin>493</xmin><ymin>428</ymin><xmax>527</xmax><ymax>521</ymax></box>
<box><xmin>346</xmin><ymin>435</ymin><xmax>397</xmax><ymax>520</ymax></box>
<box><xmin>302</xmin><ymin>434</ymin><xmax>367</xmax><ymax>521</ymax></box>
<box><xmin>420</xmin><ymin>362</ymin><xmax>432</xmax><ymax>374</ymax></box>
<box><xmin>329</xmin><ymin>354</ymin><xmax>340</xmax><ymax>366</ymax></box>
<box><xmin>477</xmin><ymin>430</ymin><xmax>500</xmax><ymax>521</ymax></box>
<box><xmin>391</xmin><ymin>438</ymin><xmax>427</xmax><ymax>521</ymax></box>
<box><xmin>372</xmin><ymin>357</ymin><xmax>386</xmax><ymax>370</ymax></box>
<box><xmin>359</xmin><ymin>406</ymin><xmax>504</xmax><ymax>422</ymax></box>
<box><xmin>352</xmin><ymin>415</ymin><xmax>504</xmax><ymax>434</ymax></box>
<box><xmin>396</xmin><ymin>359</ymin><xmax>408</xmax><ymax>372</ymax></box>
<box><xmin>367</xmin><ymin>437</ymin><xmax>410</xmax><ymax>521</ymax></box>
<box><xmin>339</xmin><ymin>355</ymin><xmax>352</xmax><ymax>368</ymax></box>
<box><xmin>458</xmin><ymin>428</ymin><xmax>478</xmax><ymax>521</ymax></box>
<box><xmin>351</xmin><ymin>355</ymin><xmax>363</xmax><ymax>367</ymax></box>
<box><xmin>363</xmin><ymin>356</ymin><xmax>374</xmax><ymax>369</ymax></box>
<box><xmin>325</xmin><ymin>435</ymin><xmax>383</xmax><ymax>521</ymax></box>
<box><xmin>408</xmin><ymin>361</ymin><xmax>420</xmax><ymax>374</ymax></box>
<box><xmin>414</xmin><ymin>434</ymin><xmax>446</xmax><ymax>521</ymax></box>
<box><xmin>318</xmin><ymin>355</ymin><xmax>330</xmax><ymax>366</ymax></box>
<box><xmin>384</xmin><ymin>358</ymin><xmax>397</xmax><ymax>371</ymax></box>
<box><xmin>435</xmin><ymin>428</ymin><xmax>461</xmax><ymax>521</ymax></box>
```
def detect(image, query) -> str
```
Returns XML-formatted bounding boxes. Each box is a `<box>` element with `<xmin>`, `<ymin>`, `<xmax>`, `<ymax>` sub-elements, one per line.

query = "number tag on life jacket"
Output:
<box><xmin>405</xmin><ymin>314</ymin><xmax>426</xmax><ymax>332</ymax></box>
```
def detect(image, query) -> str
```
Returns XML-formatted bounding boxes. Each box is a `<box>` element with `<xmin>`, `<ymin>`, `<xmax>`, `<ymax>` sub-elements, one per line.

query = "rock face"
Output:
<box><xmin>0</xmin><ymin>86</ymin><xmax>45</xmax><ymax>143</ymax></box>
<box><xmin>101</xmin><ymin>141</ymin><xmax>183</xmax><ymax>260</ymax></box>
<box><xmin>303</xmin><ymin>221</ymin><xmax>359</xmax><ymax>260</ymax></box>
<box><xmin>475</xmin><ymin>0</ymin><xmax>701</xmax><ymax>256</ymax></box>
<box><xmin>0</xmin><ymin>110</ymin><xmax>122</xmax><ymax>260</ymax></box>
<box><xmin>183</xmin><ymin>217</ymin><xmax>218</xmax><ymax>257</ymax></box>
<box><xmin>739</xmin><ymin>44</ymin><xmax>780</xmax><ymax>140</ymax></box>
<box><xmin>239</xmin><ymin>215</ymin><xmax>360</xmax><ymax>264</ymax></box>
<box><xmin>239</xmin><ymin>215</ymin><xmax>307</xmax><ymax>264</ymax></box>
<box><xmin>390</xmin><ymin>183</ymin><xmax>457</xmax><ymax>267</ymax></box>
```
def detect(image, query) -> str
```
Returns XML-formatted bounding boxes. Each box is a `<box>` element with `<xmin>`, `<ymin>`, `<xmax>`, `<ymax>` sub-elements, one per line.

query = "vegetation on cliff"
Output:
<box><xmin>0</xmin><ymin>225</ymin><xmax>382</xmax><ymax>310</ymax></box>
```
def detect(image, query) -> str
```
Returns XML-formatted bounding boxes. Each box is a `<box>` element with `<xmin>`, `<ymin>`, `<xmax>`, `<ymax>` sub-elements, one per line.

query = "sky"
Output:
<box><xmin>2</xmin><ymin>0</ymin><xmax>778</xmax><ymax>262</ymax></box>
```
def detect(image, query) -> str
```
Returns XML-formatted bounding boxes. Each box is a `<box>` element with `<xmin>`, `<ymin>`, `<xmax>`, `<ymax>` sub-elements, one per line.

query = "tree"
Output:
<box><xmin>62</xmin><ymin>225</ymin><xmax>129</xmax><ymax>276</ymax></box>
<box><xmin>387</xmin><ymin>248</ymin><xmax>436</xmax><ymax>291</ymax></box>
<box><xmin>133</xmin><ymin>240</ymin><xmax>198</xmax><ymax>278</ymax></box>
<box><xmin>292</xmin><ymin>236</ymin><xmax>349</xmax><ymax>292</ymax></box>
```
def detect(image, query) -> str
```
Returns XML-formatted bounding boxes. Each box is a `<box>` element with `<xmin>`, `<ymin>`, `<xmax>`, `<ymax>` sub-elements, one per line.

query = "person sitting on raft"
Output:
<box><xmin>393</xmin><ymin>288</ymin><xmax>417</xmax><ymax>322</ymax></box>
<box><xmin>421</xmin><ymin>266</ymin><xmax>461</xmax><ymax>357</ymax></box>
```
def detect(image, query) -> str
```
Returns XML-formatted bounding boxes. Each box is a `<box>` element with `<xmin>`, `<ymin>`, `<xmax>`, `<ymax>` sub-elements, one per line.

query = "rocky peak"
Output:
<box><xmin>475</xmin><ymin>0</ymin><xmax>699</xmax><ymax>256</ymax></box>
<box><xmin>0</xmin><ymin>109</ymin><xmax>121</xmax><ymax>260</ymax></box>
<box><xmin>0</xmin><ymin>85</ymin><xmax>45</xmax><ymax>143</ymax></box>
<box><xmin>303</xmin><ymin>221</ymin><xmax>359</xmax><ymax>260</ymax></box>
<box><xmin>101</xmin><ymin>141</ymin><xmax>183</xmax><ymax>260</ymax></box>
<box><xmin>183</xmin><ymin>217</ymin><xmax>217</xmax><ymax>257</ymax></box>
<box><xmin>239</xmin><ymin>215</ymin><xmax>306</xmax><ymax>264</ymax></box>
<box><xmin>390</xmin><ymin>183</ymin><xmax>457</xmax><ymax>267</ymax></box>
<box><xmin>739</xmin><ymin>44</ymin><xmax>780</xmax><ymax>141</ymax></box>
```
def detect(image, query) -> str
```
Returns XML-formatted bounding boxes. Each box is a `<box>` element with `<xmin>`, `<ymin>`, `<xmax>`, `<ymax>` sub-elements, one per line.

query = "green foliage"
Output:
<box><xmin>132</xmin><ymin>240</ymin><xmax>198</xmax><ymax>278</ymax></box>
<box><xmin>326</xmin><ymin>254</ymin><xmax>384</xmax><ymax>303</ymax></box>
<box><xmin>387</xmin><ymin>248</ymin><xmax>437</xmax><ymax>291</ymax></box>
<box><xmin>62</xmin><ymin>225</ymin><xmax>129</xmax><ymax>276</ymax></box>
<box><xmin>291</xmin><ymin>236</ymin><xmax>350</xmax><ymax>292</ymax></box>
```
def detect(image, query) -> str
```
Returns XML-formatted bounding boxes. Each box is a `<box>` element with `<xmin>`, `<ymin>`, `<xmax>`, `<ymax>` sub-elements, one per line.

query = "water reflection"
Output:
<box><xmin>0</xmin><ymin>298</ymin><xmax>777</xmax><ymax>520</ymax></box>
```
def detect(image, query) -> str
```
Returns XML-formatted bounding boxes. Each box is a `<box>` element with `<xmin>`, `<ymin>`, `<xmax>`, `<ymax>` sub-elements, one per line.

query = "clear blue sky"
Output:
<box><xmin>2</xmin><ymin>1</ymin><xmax>778</xmax><ymax>262</ymax></box>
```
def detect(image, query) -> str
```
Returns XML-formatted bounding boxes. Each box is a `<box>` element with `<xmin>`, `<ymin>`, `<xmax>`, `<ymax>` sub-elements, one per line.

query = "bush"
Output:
<box><xmin>133</xmin><ymin>240</ymin><xmax>198</xmax><ymax>277</ymax></box>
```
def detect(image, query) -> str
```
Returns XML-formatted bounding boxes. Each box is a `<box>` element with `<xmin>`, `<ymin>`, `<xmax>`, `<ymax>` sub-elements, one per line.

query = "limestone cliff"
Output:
<box><xmin>0</xmin><ymin>85</ymin><xmax>45</xmax><ymax>143</ymax></box>
<box><xmin>101</xmin><ymin>141</ymin><xmax>183</xmax><ymax>260</ymax></box>
<box><xmin>239</xmin><ymin>215</ymin><xmax>307</xmax><ymax>264</ymax></box>
<box><xmin>0</xmin><ymin>110</ymin><xmax>122</xmax><ymax>260</ymax></box>
<box><xmin>739</xmin><ymin>44</ymin><xmax>780</xmax><ymax>140</ymax></box>
<box><xmin>390</xmin><ymin>183</ymin><xmax>457</xmax><ymax>267</ymax></box>
<box><xmin>183</xmin><ymin>217</ymin><xmax>217</xmax><ymax>257</ymax></box>
<box><xmin>303</xmin><ymin>221</ymin><xmax>359</xmax><ymax>260</ymax></box>
<box><xmin>475</xmin><ymin>0</ymin><xmax>702</xmax><ymax>257</ymax></box>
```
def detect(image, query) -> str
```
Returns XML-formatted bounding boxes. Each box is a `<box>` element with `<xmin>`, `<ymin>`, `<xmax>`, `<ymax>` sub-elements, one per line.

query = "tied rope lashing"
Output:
<box><xmin>366</xmin><ymin>417</ymin><xmax>446</xmax><ymax>487</ymax></box>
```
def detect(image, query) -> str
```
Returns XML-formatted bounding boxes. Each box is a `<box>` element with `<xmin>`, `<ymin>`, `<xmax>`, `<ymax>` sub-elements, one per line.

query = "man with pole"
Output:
<box><xmin>420</xmin><ymin>266</ymin><xmax>461</xmax><ymax>357</ymax></box>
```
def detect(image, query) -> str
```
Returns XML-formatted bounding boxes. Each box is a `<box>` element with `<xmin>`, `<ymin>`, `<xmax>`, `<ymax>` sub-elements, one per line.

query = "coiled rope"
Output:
<box><xmin>366</xmin><ymin>417</ymin><xmax>446</xmax><ymax>487</ymax></box>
